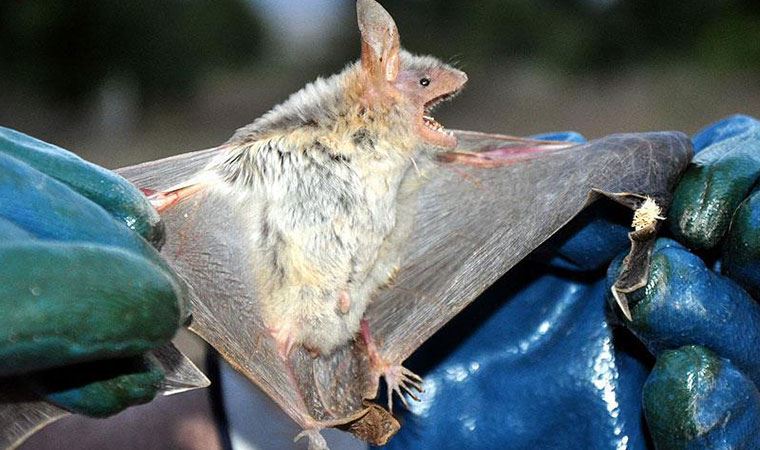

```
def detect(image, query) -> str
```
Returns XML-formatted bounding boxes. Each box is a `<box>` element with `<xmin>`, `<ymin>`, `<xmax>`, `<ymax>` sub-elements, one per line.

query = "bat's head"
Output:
<box><xmin>357</xmin><ymin>0</ymin><xmax>467</xmax><ymax>149</ymax></box>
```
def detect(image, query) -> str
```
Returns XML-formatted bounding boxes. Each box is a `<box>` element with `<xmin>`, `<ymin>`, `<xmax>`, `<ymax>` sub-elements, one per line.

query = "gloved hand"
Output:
<box><xmin>0</xmin><ymin>127</ymin><xmax>187</xmax><ymax>417</ymax></box>
<box><xmin>609</xmin><ymin>115</ymin><xmax>760</xmax><ymax>448</ymax></box>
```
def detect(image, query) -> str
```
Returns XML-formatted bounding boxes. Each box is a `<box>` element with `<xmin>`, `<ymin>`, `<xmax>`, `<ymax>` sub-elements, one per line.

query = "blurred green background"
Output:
<box><xmin>1</xmin><ymin>0</ymin><xmax>759</xmax><ymax>167</ymax></box>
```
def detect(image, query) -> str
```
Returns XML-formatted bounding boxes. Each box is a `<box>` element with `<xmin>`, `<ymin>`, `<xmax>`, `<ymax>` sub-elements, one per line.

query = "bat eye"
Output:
<box><xmin>420</xmin><ymin>78</ymin><xmax>431</xmax><ymax>87</ymax></box>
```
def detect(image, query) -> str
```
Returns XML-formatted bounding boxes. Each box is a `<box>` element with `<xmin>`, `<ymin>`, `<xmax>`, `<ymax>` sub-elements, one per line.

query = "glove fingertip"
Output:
<box><xmin>644</xmin><ymin>346</ymin><xmax>760</xmax><ymax>449</ymax></box>
<box><xmin>670</xmin><ymin>127</ymin><xmax>760</xmax><ymax>250</ymax></box>
<box><xmin>529</xmin><ymin>131</ymin><xmax>587</xmax><ymax>144</ymax></box>
<box><xmin>0</xmin><ymin>126</ymin><xmax>165</xmax><ymax>246</ymax></box>
<box><xmin>0</xmin><ymin>243</ymin><xmax>182</xmax><ymax>376</ymax></box>
<box><xmin>692</xmin><ymin>114</ymin><xmax>760</xmax><ymax>152</ymax></box>
<box><xmin>32</xmin><ymin>355</ymin><xmax>165</xmax><ymax>417</ymax></box>
<box><xmin>722</xmin><ymin>189</ymin><xmax>760</xmax><ymax>298</ymax></box>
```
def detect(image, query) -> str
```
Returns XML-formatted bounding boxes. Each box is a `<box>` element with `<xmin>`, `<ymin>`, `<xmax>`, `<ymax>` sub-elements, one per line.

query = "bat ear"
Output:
<box><xmin>357</xmin><ymin>0</ymin><xmax>400</xmax><ymax>82</ymax></box>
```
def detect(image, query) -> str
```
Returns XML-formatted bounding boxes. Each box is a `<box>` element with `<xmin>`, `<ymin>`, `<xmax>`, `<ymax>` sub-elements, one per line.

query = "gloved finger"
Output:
<box><xmin>0</xmin><ymin>242</ymin><xmax>182</xmax><ymax>376</ymax></box>
<box><xmin>0</xmin><ymin>127</ymin><xmax>164</xmax><ymax>247</ymax></box>
<box><xmin>643</xmin><ymin>346</ymin><xmax>760</xmax><ymax>450</ymax></box>
<box><xmin>692</xmin><ymin>114</ymin><xmax>760</xmax><ymax>152</ymax></box>
<box><xmin>28</xmin><ymin>354</ymin><xmax>165</xmax><ymax>418</ymax></box>
<box><xmin>529</xmin><ymin>131</ymin><xmax>587</xmax><ymax>144</ymax></box>
<box><xmin>0</xmin><ymin>151</ymin><xmax>188</xmax><ymax>318</ymax></box>
<box><xmin>607</xmin><ymin>238</ymin><xmax>760</xmax><ymax>385</ymax></box>
<box><xmin>722</xmin><ymin>187</ymin><xmax>760</xmax><ymax>298</ymax></box>
<box><xmin>668</xmin><ymin>117</ymin><xmax>760</xmax><ymax>250</ymax></box>
<box><xmin>0</xmin><ymin>151</ymin><xmax>147</xmax><ymax>251</ymax></box>
<box><xmin>0</xmin><ymin>217</ymin><xmax>33</xmax><ymax>240</ymax></box>
<box><xmin>528</xmin><ymin>132</ymin><xmax>632</xmax><ymax>272</ymax></box>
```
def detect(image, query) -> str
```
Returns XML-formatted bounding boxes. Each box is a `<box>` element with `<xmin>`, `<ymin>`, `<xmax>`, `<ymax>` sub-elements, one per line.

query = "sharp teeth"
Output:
<box><xmin>423</xmin><ymin>115</ymin><xmax>447</xmax><ymax>133</ymax></box>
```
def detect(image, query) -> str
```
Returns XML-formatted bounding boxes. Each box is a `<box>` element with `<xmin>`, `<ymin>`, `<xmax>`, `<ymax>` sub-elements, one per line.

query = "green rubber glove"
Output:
<box><xmin>611</xmin><ymin>116</ymin><xmax>760</xmax><ymax>449</ymax></box>
<box><xmin>0</xmin><ymin>127</ymin><xmax>188</xmax><ymax>417</ymax></box>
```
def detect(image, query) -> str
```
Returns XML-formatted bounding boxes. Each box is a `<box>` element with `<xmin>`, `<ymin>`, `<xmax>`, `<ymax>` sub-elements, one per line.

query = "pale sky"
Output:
<box><xmin>250</xmin><ymin>0</ymin><xmax>349</xmax><ymax>60</ymax></box>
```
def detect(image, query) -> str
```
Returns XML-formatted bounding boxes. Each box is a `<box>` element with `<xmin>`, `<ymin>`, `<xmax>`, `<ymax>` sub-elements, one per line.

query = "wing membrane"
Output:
<box><xmin>118</xmin><ymin>131</ymin><xmax>692</xmax><ymax>435</ymax></box>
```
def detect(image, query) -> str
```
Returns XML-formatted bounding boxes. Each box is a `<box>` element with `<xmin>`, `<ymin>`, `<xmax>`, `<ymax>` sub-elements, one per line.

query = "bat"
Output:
<box><xmin>118</xmin><ymin>130</ymin><xmax>689</xmax><ymax>448</ymax></box>
<box><xmin>116</xmin><ymin>1</ymin><xmax>692</xmax><ymax>447</ymax></box>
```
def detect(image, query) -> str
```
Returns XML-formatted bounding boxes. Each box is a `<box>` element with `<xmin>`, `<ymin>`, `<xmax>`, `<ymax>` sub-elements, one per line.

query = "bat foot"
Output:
<box><xmin>381</xmin><ymin>364</ymin><xmax>424</xmax><ymax>413</ymax></box>
<box><xmin>294</xmin><ymin>428</ymin><xmax>329</xmax><ymax>450</ymax></box>
<box><xmin>359</xmin><ymin>319</ymin><xmax>423</xmax><ymax>413</ymax></box>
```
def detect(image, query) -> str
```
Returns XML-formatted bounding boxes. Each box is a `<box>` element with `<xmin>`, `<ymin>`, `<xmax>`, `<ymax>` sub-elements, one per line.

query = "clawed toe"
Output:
<box><xmin>359</xmin><ymin>319</ymin><xmax>424</xmax><ymax>413</ymax></box>
<box><xmin>383</xmin><ymin>365</ymin><xmax>424</xmax><ymax>412</ymax></box>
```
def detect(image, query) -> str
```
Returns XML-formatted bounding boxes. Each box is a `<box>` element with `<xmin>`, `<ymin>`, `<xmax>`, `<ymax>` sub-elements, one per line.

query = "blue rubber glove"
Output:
<box><xmin>0</xmin><ymin>127</ymin><xmax>187</xmax><ymax>417</ymax></box>
<box><xmin>609</xmin><ymin>115</ymin><xmax>760</xmax><ymax>449</ymax></box>
<box><xmin>386</xmin><ymin>132</ymin><xmax>651</xmax><ymax>449</ymax></box>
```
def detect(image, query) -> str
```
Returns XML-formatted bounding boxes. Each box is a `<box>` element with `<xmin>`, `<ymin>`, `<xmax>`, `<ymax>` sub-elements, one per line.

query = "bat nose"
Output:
<box><xmin>458</xmin><ymin>70</ymin><xmax>468</xmax><ymax>84</ymax></box>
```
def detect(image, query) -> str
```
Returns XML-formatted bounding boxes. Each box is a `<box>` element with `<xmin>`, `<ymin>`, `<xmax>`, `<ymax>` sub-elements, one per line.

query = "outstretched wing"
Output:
<box><xmin>369</xmin><ymin>131</ymin><xmax>691</xmax><ymax>363</ymax></box>
<box><xmin>118</xmin><ymin>131</ymin><xmax>691</xmax><ymax>442</ymax></box>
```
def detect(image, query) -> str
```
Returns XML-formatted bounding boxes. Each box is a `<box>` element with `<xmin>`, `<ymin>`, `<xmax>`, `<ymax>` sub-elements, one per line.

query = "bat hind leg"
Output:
<box><xmin>360</xmin><ymin>319</ymin><xmax>423</xmax><ymax>413</ymax></box>
<box><xmin>381</xmin><ymin>365</ymin><xmax>424</xmax><ymax>413</ymax></box>
<box><xmin>268</xmin><ymin>324</ymin><xmax>298</xmax><ymax>359</ymax></box>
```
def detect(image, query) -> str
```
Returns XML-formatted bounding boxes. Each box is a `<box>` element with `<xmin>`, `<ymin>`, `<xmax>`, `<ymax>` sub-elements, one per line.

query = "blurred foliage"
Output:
<box><xmin>1</xmin><ymin>0</ymin><xmax>759</xmax><ymax>107</ymax></box>
<box><xmin>382</xmin><ymin>0</ymin><xmax>760</xmax><ymax>73</ymax></box>
<box><xmin>0</xmin><ymin>0</ymin><xmax>264</xmax><ymax>104</ymax></box>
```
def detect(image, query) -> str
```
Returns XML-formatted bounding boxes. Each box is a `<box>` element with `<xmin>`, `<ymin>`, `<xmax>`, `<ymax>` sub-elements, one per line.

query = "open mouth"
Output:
<box><xmin>420</xmin><ymin>92</ymin><xmax>458</xmax><ymax>146</ymax></box>
<box><xmin>423</xmin><ymin>115</ymin><xmax>449</xmax><ymax>134</ymax></box>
